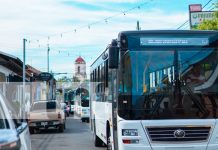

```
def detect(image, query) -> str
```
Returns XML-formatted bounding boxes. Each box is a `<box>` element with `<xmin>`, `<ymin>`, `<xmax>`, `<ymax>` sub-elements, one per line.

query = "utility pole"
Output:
<box><xmin>22</xmin><ymin>38</ymin><xmax>27</xmax><ymax>121</ymax></box>
<box><xmin>47</xmin><ymin>44</ymin><xmax>50</xmax><ymax>73</ymax></box>
<box><xmin>136</xmin><ymin>20</ymin><xmax>141</xmax><ymax>31</ymax></box>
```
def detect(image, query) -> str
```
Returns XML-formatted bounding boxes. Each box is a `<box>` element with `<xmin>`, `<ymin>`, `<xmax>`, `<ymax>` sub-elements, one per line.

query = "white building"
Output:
<box><xmin>74</xmin><ymin>56</ymin><xmax>87</xmax><ymax>82</ymax></box>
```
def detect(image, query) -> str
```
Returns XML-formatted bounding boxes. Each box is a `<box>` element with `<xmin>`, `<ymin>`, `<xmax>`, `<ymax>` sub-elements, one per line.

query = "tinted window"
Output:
<box><xmin>119</xmin><ymin>48</ymin><xmax>218</xmax><ymax>120</ymax></box>
<box><xmin>32</xmin><ymin>102</ymin><xmax>59</xmax><ymax>110</ymax></box>
<box><xmin>81</xmin><ymin>100</ymin><xmax>89</xmax><ymax>107</ymax></box>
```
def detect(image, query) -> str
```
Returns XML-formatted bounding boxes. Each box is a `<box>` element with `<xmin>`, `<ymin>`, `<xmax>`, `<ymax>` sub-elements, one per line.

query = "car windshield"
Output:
<box><xmin>118</xmin><ymin>48</ymin><xmax>218</xmax><ymax>120</ymax></box>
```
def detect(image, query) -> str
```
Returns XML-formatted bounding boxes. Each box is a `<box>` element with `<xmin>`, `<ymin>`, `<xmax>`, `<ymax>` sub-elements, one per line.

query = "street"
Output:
<box><xmin>31</xmin><ymin>116</ymin><xmax>104</xmax><ymax>150</ymax></box>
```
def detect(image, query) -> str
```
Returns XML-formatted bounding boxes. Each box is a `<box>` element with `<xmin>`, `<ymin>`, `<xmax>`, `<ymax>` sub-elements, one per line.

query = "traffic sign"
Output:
<box><xmin>189</xmin><ymin>4</ymin><xmax>202</xmax><ymax>12</ymax></box>
<box><xmin>190</xmin><ymin>11</ymin><xmax>215</xmax><ymax>28</ymax></box>
<box><xmin>38</xmin><ymin>72</ymin><xmax>53</xmax><ymax>81</ymax></box>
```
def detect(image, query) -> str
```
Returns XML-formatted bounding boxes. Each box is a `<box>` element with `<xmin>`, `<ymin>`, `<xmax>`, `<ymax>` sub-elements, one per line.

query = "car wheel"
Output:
<box><xmin>58</xmin><ymin>124</ymin><xmax>64</xmax><ymax>133</ymax></box>
<box><xmin>64</xmin><ymin>122</ymin><xmax>66</xmax><ymax>129</ymax></box>
<box><xmin>29</xmin><ymin>128</ymin><xmax>34</xmax><ymax>134</ymax></box>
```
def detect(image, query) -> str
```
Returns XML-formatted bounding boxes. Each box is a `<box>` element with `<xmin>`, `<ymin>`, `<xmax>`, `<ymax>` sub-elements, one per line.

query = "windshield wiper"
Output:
<box><xmin>145</xmin><ymin>92</ymin><xmax>165</xmax><ymax>119</ymax></box>
<box><xmin>183</xmin><ymin>85</ymin><xmax>208</xmax><ymax>116</ymax></box>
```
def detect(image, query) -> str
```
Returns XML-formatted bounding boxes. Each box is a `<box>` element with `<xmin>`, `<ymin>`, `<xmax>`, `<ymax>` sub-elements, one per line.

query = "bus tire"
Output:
<box><xmin>94</xmin><ymin>120</ymin><xmax>103</xmax><ymax>147</ymax></box>
<box><xmin>94</xmin><ymin>135</ymin><xmax>103</xmax><ymax>147</ymax></box>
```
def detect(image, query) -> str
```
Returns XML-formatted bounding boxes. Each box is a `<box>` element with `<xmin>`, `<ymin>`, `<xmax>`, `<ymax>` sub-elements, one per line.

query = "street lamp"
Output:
<box><xmin>22</xmin><ymin>38</ymin><xmax>27</xmax><ymax>121</ymax></box>
<box><xmin>47</xmin><ymin>44</ymin><xmax>50</xmax><ymax>73</ymax></box>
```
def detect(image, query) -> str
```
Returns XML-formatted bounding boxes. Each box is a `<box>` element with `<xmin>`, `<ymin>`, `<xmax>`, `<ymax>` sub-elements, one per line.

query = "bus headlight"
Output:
<box><xmin>122</xmin><ymin>129</ymin><xmax>138</xmax><ymax>136</ymax></box>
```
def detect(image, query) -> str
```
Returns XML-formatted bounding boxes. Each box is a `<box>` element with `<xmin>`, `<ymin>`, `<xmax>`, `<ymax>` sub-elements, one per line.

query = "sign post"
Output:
<box><xmin>189</xmin><ymin>4</ymin><xmax>202</xmax><ymax>29</ymax></box>
<box><xmin>38</xmin><ymin>72</ymin><xmax>53</xmax><ymax>81</ymax></box>
<box><xmin>190</xmin><ymin>11</ymin><xmax>215</xmax><ymax>29</ymax></box>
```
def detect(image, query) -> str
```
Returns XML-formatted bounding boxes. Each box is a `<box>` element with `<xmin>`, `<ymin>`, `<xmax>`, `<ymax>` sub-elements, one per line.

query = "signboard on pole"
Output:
<box><xmin>38</xmin><ymin>72</ymin><xmax>53</xmax><ymax>81</ymax></box>
<box><xmin>190</xmin><ymin>11</ymin><xmax>215</xmax><ymax>29</ymax></box>
<box><xmin>189</xmin><ymin>4</ymin><xmax>202</xmax><ymax>12</ymax></box>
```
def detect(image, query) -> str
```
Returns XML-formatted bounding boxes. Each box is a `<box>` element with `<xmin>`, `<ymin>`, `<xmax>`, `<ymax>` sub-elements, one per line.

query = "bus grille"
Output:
<box><xmin>146</xmin><ymin>126</ymin><xmax>211</xmax><ymax>142</ymax></box>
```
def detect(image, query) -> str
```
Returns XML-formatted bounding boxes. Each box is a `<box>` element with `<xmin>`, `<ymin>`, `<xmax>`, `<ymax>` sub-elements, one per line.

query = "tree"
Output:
<box><xmin>197</xmin><ymin>3</ymin><xmax>218</xmax><ymax>30</ymax></box>
<box><xmin>72</xmin><ymin>76</ymin><xmax>80</xmax><ymax>82</ymax></box>
<box><xmin>57</xmin><ymin>76</ymin><xmax>72</xmax><ymax>82</ymax></box>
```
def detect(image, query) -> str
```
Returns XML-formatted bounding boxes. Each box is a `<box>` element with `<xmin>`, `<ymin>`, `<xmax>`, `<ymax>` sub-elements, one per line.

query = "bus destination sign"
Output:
<box><xmin>140</xmin><ymin>38</ymin><xmax>209</xmax><ymax>46</ymax></box>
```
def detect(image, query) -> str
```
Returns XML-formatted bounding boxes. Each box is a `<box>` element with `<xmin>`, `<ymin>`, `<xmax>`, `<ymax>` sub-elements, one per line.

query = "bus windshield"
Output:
<box><xmin>118</xmin><ymin>47</ymin><xmax>218</xmax><ymax>120</ymax></box>
<box><xmin>81</xmin><ymin>97</ymin><xmax>89</xmax><ymax>107</ymax></box>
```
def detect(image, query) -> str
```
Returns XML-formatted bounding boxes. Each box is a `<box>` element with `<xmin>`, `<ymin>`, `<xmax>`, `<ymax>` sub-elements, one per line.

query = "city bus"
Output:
<box><xmin>64</xmin><ymin>90</ymin><xmax>75</xmax><ymax>114</ymax></box>
<box><xmin>74</xmin><ymin>85</ymin><xmax>90</xmax><ymax>122</ymax></box>
<box><xmin>90</xmin><ymin>30</ymin><xmax>218</xmax><ymax>150</ymax></box>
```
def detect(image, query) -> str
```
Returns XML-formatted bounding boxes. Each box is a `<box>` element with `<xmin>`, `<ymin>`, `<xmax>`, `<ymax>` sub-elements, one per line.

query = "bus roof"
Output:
<box><xmin>118</xmin><ymin>30</ymin><xmax>218</xmax><ymax>36</ymax></box>
<box><xmin>90</xmin><ymin>30</ymin><xmax>218</xmax><ymax>69</ymax></box>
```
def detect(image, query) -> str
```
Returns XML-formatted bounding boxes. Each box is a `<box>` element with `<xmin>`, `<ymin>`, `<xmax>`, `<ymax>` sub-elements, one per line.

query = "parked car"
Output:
<box><xmin>0</xmin><ymin>94</ymin><xmax>31</xmax><ymax>150</ymax></box>
<box><xmin>28</xmin><ymin>101</ymin><xmax>66</xmax><ymax>134</ymax></box>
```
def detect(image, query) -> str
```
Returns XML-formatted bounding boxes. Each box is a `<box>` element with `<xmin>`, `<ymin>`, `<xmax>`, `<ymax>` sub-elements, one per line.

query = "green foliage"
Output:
<box><xmin>73</xmin><ymin>76</ymin><xmax>80</xmax><ymax>82</ymax></box>
<box><xmin>57</xmin><ymin>76</ymin><xmax>72</xmax><ymax>82</ymax></box>
<box><xmin>197</xmin><ymin>19</ymin><xmax>218</xmax><ymax>30</ymax></box>
<box><xmin>197</xmin><ymin>3</ymin><xmax>218</xmax><ymax>30</ymax></box>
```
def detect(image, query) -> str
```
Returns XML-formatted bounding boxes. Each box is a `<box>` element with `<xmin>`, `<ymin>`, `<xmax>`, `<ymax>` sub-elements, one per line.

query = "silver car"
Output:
<box><xmin>0</xmin><ymin>94</ymin><xmax>31</xmax><ymax>150</ymax></box>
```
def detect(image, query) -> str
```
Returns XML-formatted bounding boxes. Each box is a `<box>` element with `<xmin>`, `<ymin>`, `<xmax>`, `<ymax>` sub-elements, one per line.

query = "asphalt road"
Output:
<box><xmin>31</xmin><ymin>116</ymin><xmax>105</xmax><ymax>150</ymax></box>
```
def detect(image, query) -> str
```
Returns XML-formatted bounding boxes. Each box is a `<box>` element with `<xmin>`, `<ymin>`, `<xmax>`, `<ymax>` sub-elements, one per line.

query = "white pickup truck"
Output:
<box><xmin>28</xmin><ymin>101</ymin><xmax>66</xmax><ymax>134</ymax></box>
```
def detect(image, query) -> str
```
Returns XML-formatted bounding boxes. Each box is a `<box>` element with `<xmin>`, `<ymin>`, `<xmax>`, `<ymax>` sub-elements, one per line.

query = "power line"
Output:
<box><xmin>209</xmin><ymin>7</ymin><xmax>216</xmax><ymax>11</ymax></box>
<box><xmin>177</xmin><ymin>0</ymin><xmax>214</xmax><ymax>29</ymax></box>
<box><xmin>177</xmin><ymin>20</ymin><xmax>189</xmax><ymax>30</ymax></box>
<box><xmin>202</xmin><ymin>0</ymin><xmax>214</xmax><ymax>9</ymax></box>
<box><xmin>205</xmin><ymin>2</ymin><xmax>216</xmax><ymax>10</ymax></box>
<box><xmin>26</xmin><ymin>0</ymin><xmax>153</xmax><ymax>45</ymax></box>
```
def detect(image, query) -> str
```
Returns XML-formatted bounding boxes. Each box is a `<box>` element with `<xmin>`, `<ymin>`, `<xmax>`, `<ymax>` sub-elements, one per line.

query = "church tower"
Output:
<box><xmin>74</xmin><ymin>56</ymin><xmax>86</xmax><ymax>82</ymax></box>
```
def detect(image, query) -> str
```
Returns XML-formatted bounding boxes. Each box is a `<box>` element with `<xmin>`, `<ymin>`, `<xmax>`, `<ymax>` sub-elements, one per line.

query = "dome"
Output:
<box><xmin>75</xmin><ymin>56</ymin><xmax>85</xmax><ymax>64</ymax></box>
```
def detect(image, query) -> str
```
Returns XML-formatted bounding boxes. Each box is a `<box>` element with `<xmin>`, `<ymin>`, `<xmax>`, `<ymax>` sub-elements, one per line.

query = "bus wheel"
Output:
<box><xmin>94</xmin><ymin>121</ymin><xmax>103</xmax><ymax>147</ymax></box>
<box><xmin>107</xmin><ymin>130</ymin><xmax>112</xmax><ymax>150</ymax></box>
<box><xmin>94</xmin><ymin>135</ymin><xmax>103</xmax><ymax>147</ymax></box>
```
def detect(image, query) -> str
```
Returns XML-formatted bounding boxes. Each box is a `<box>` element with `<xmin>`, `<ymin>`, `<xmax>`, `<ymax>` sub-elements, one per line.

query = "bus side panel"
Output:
<box><xmin>94</xmin><ymin>101</ymin><xmax>107</xmax><ymax>144</ymax></box>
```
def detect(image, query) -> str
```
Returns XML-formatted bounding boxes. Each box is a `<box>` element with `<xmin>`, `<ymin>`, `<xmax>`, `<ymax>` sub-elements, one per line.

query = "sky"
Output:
<box><xmin>0</xmin><ymin>0</ymin><xmax>215</xmax><ymax>79</ymax></box>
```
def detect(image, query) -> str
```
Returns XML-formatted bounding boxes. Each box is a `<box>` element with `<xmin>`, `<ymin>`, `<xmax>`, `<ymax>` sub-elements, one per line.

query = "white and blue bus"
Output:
<box><xmin>64</xmin><ymin>90</ymin><xmax>75</xmax><ymax>114</ymax></box>
<box><xmin>90</xmin><ymin>30</ymin><xmax>218</xmax><ymax>150</ymax></box>
<box><xmin>75</xmin><ymin>84</ymin><xmax>90</xmax><ymax>122</ymax></box>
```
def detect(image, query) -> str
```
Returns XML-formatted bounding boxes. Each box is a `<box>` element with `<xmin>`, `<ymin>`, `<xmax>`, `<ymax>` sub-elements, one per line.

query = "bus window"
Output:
<box><xmin>105</xmin><ymin>60</ymin><xmax>108</xmax><ymax>88</ymax></box>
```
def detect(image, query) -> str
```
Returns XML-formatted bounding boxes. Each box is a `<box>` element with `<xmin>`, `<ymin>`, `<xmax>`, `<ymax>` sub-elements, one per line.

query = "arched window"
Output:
<box><xmin>78</xmin><ymin>66</ymin><xmax>80</xmax><ymax>73</ymax></box>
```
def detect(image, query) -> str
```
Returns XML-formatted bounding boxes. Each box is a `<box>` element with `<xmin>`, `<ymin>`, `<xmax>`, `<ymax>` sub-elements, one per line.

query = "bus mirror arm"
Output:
<box><xmin>109</xmin><ymin>40</ymin><xmax>119</xmax><ymax>69</ymax></box>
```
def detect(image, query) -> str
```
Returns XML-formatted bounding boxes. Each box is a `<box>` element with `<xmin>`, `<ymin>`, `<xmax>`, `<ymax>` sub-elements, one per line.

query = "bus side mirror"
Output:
<box><xmin>109</xmin><ymin>46</ymin><xmax>119</xmax><ymax>69</ymax></box>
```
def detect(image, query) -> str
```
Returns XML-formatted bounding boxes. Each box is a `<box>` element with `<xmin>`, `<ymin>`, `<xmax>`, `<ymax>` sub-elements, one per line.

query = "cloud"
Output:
<box><xmin>0</xmin><ymin>0</ymin><xmax>189</xmax><ymax>75</ymax></box>
<box><xmin>63</xmin><ymin>0</ymin><xmax>141</xmax><ymax>4</ymax></box>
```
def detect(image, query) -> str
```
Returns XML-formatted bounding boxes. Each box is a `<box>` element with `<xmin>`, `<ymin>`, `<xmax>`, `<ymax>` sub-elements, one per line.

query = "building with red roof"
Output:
<box><xmin>74</xmin><ymin>56</ymin><xmax>87</xmax><ymax>82</ymax></box>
